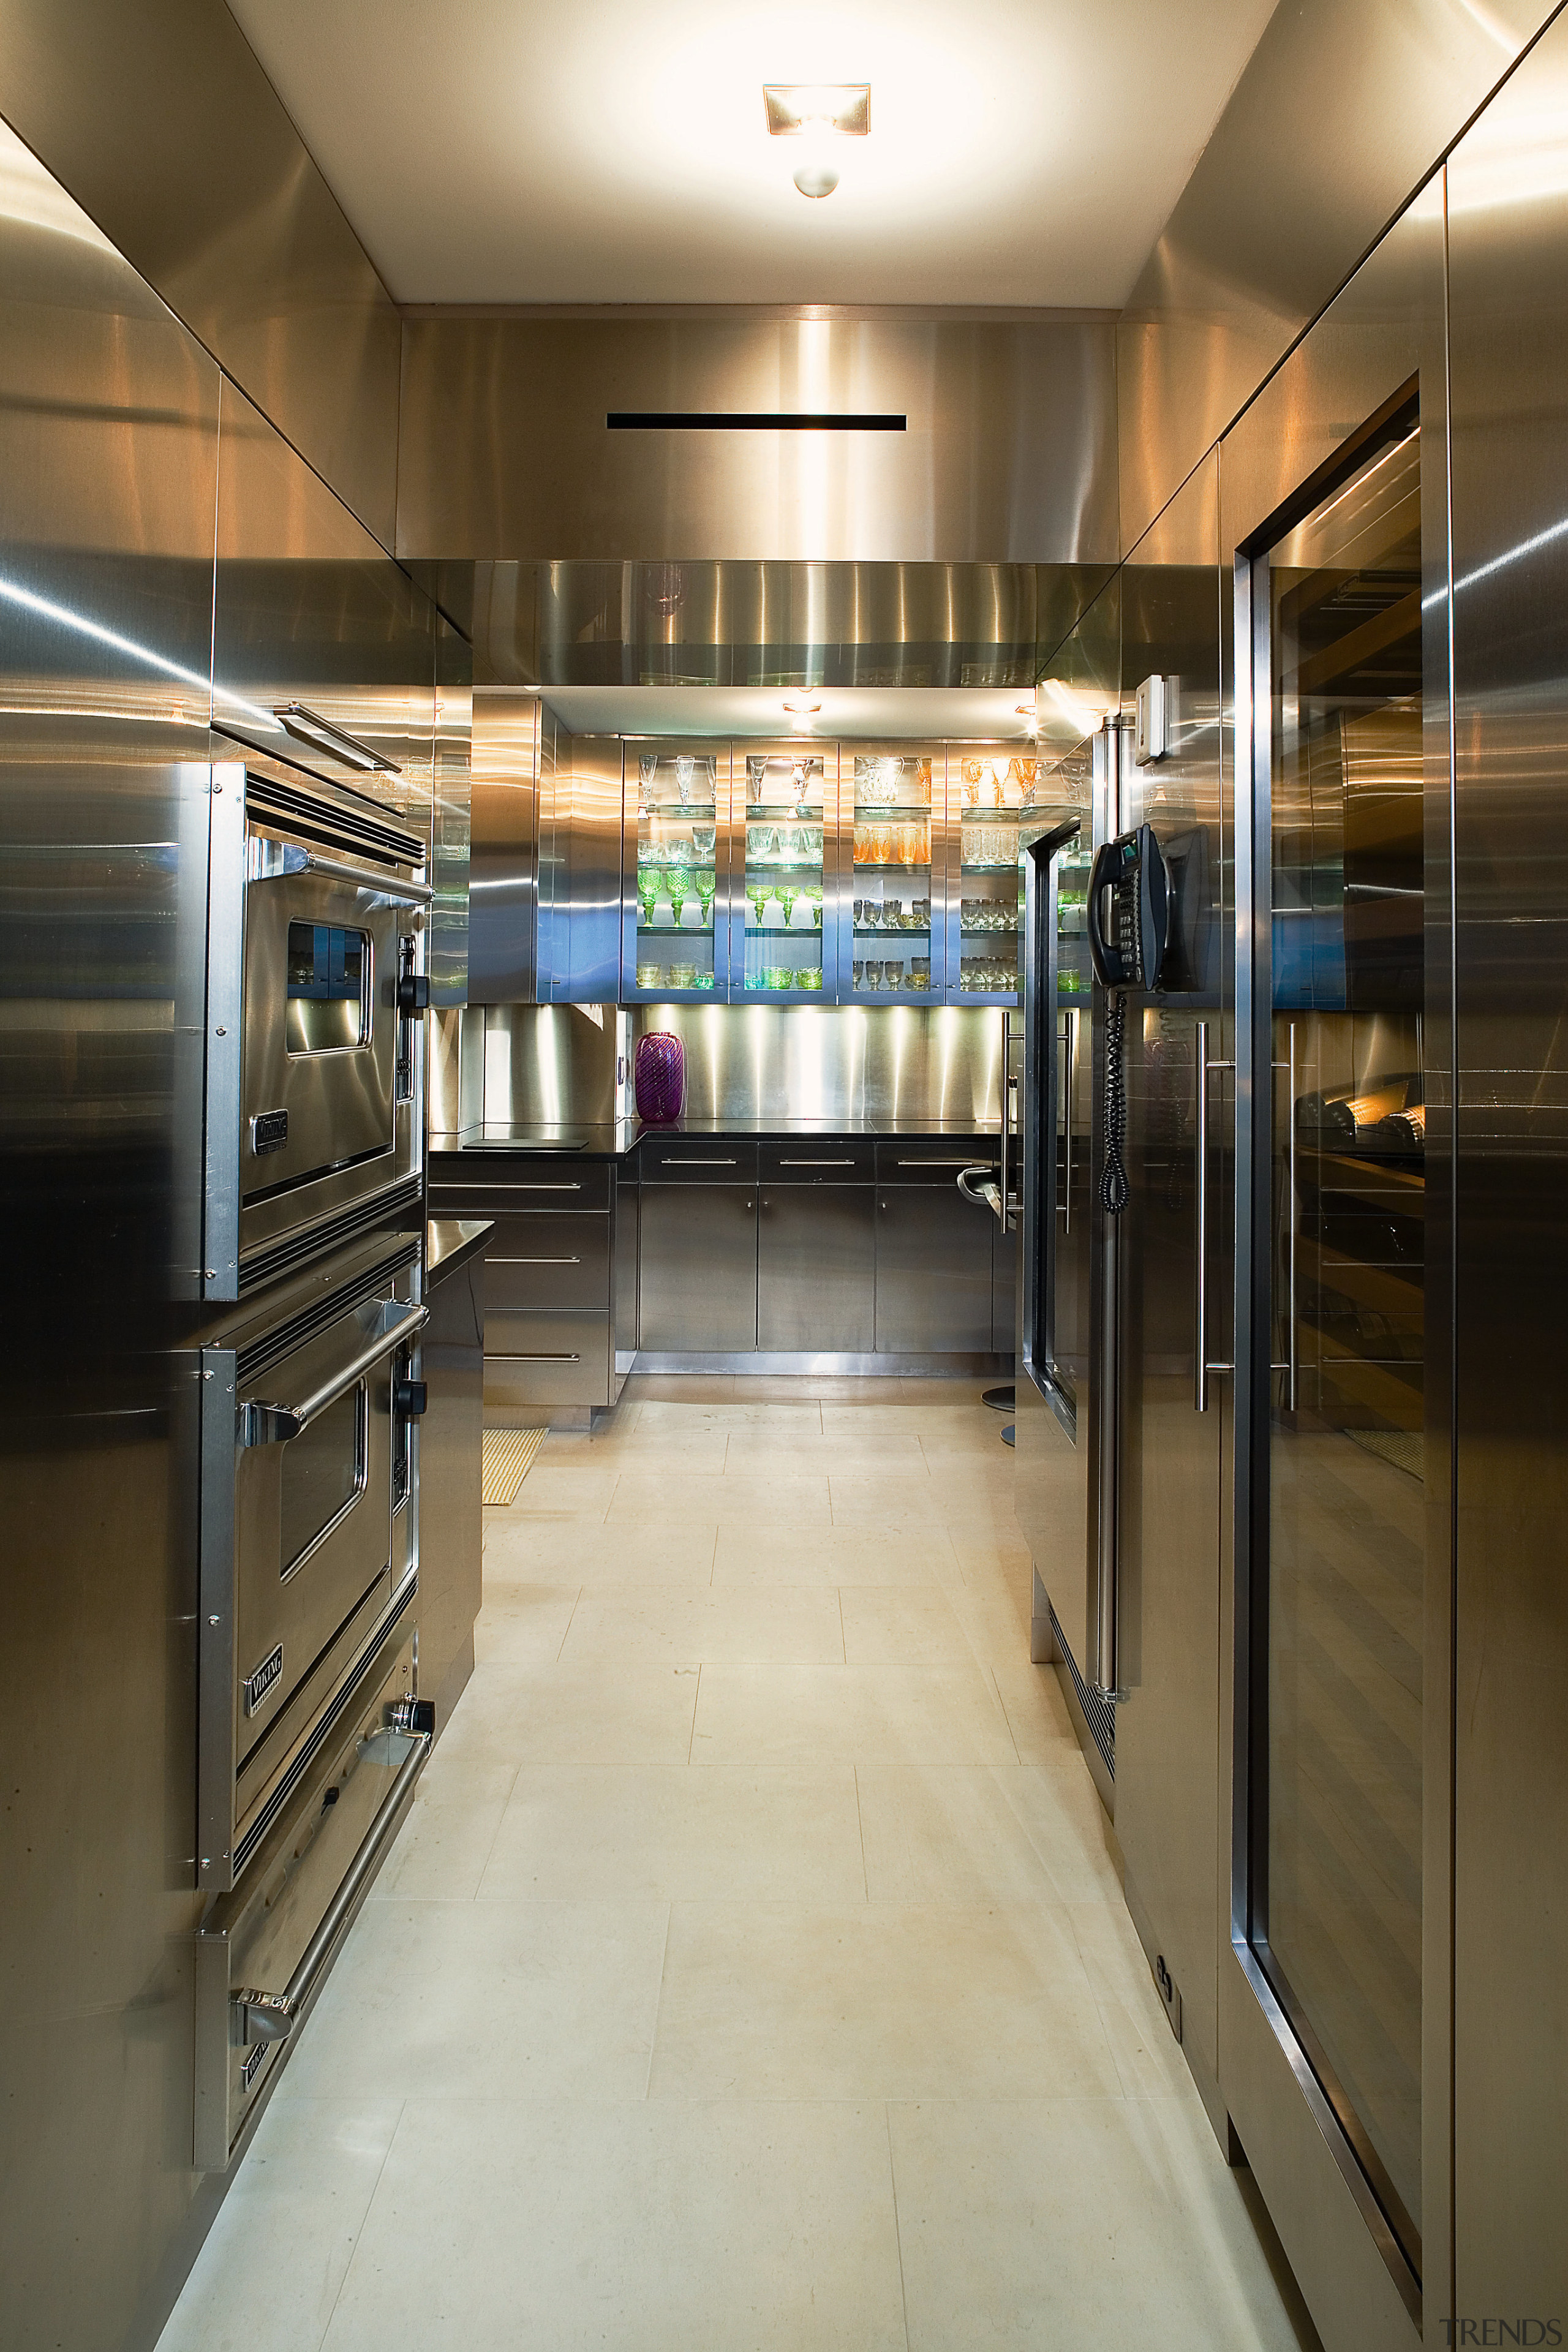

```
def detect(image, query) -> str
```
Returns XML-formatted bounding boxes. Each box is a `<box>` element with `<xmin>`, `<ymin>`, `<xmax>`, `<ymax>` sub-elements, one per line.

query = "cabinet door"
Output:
<box><xmin>638</xmin><ymin>1184</ymin><xmax>757</xmax><ymax>1351</ymax></box>
<box><xmin>875</xmin><ymin>1187</ymin><xmax>995</xmax><ymax>1352</ymax></box>
<box><xmin>758</xmin><ymin>1188</ymin><xmax>875</xmax><ymax>1352</ymax></box>
<box><xmin>992</xmin><ymin>1221</ymin><xmax>1017</xmax><ymax>1354</ymax></box>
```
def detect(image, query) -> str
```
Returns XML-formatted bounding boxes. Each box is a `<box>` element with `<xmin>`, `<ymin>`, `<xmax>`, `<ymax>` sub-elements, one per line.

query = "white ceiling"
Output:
<box><xmin>227</xmin><ymin>0</ymin><xmax>1276</xmax><ymax>307</ymax></box>
<box><xmin>533</xmin><ymin>684</ymin><xmax>1043</xmax><ymax>741</ymax></box>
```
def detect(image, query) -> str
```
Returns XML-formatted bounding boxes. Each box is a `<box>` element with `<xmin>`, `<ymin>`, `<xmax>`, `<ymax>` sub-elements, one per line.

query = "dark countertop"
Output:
<box><xmin>425</xmin><ymin>1217</ymin><xmax>494</xmax><ymax>1282</ymax></box>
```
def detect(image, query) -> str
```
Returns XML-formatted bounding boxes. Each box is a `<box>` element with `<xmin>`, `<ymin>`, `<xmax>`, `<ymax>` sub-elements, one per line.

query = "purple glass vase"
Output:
<box><xmin>634</xmin><ymin>1031</ymin><xmax>685</xmax><ymax>1125</ymax></box>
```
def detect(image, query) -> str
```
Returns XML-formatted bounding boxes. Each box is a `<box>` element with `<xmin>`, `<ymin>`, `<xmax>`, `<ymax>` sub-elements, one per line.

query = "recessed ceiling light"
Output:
<box><xmin>782</xmin><ymin>690</ymin><xmax>822</xmax><ymax>714</ymax></box>
<box><xmin>764</xmin><ymin>83</ymin><xmax>869</xmax><ymax>200</ymax></box>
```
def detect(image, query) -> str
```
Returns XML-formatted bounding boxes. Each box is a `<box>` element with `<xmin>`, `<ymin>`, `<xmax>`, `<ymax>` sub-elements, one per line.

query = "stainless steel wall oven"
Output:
<box><xmin>203</xmin><ymin>761</ymin><xmax>431</xmax><ymax>1300</ymax></box>
<box><xmin>197</xmin><ymin>1234</ymin><xmax>427</xmax><ymax>1899</ymax></box>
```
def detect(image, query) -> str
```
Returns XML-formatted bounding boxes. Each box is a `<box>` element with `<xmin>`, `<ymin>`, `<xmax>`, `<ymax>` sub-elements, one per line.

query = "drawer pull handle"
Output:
<box><xmin>896</xmin><ymin>1158</ymin><xmax>996</xmax><ymax>1168</ymax></box>
<box><xmin>490</xmin><ymin>1352</ymin><xmax>582</xmax><ymax>1363</ymax></box>
<box><xmin>511</xmin><ymin>1183</ymin><xmax>582</xmax><ymax>1191</ymax></box>
<box><xmin>664</xmin><ymin>1157</ymin><xmax>736</xmax><ymax>1166</ymax></box>
<box><xmin>492</xmin><ymin>1256</ymin><xmax>582</xmax><ymax>1265</ymax></box>
<box><xmin>778</xmin><ymin>1158</ymin><xmax>854</xmax><ymax>1166</ymax></box>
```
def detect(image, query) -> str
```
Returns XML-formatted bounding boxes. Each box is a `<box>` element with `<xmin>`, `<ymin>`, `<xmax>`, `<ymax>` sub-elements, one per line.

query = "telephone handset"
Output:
<box><xmin>1087</xmin><ymin>824</ymin><xmax>1171</xmax><ymax>1214</ymax></box>
<box><xmin>1087</xmin><ymin>823</ymin><xmax>1170</xmax><ymax>992</ymax></box>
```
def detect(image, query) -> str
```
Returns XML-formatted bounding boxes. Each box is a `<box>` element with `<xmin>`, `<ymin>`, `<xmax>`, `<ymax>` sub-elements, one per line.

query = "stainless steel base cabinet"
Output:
<box><xmin>875</xmin><ymin>1187</ymin><xmax>995</xmax><ymax>1353</ymax></box>
<box><xmin>638</xmin><ymin>1185</ymin><xmax>759</xmax><ymax>1352</ymax></box>
<box><xmin>758</xmin><ymin>1186</ymin><xmax>875</xmax><ymax>1352</ymax></box>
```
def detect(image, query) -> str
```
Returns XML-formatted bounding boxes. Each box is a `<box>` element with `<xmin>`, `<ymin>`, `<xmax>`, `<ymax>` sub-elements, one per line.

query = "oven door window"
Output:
<box><xmin>287</xmin><ymin>921</ymin><xmax>371</xmax><ymax>1055</ymax></box>
<box><xmin>279</xmin><ymin>1382</ymin><xmax>368</xmax><ymax>1578</ymax></box>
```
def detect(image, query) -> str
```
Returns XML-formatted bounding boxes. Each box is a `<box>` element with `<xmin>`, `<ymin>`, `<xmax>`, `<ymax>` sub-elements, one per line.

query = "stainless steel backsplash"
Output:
<box><xmin>433</xmin><ymin>1002</ymin><xmax>1003</xmax><ymax>1129</ymax></box>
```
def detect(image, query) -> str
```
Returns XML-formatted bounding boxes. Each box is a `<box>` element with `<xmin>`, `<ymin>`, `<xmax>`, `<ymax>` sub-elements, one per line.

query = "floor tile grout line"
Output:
<box><xmin>854</xmin><ymin>1763</ymin><xmax>870</xmax><ymax>1902</ymax></box>
<box><xmin>685</xmin><ymin>1661</ymin><xmax>701</xmax><ymax>1763</ymax></box>
<box><xmin>309</xmin><ymin>2093</ymin><xmax>408</xmax><ymax>2351</ymax></box>
<box><xmin>641</xmin><ymin>1901</ymin><xmax>674</xmax><ymax>2101</ymax></box>
<box><xmin>884</xmin><ymin>2100</ymin><xmax>914</xmax><ymax>2352</ymax></box>
<box><xmin>838</xmin><ymin>1587</ymin><xmax>848</xmax><ymax>1665</ymax></box>
<box><xmin>989</xmin><ymin>1661</ymin><xmax>1024</xmax><ymax>1763</ymax></box>
<box><xmin>554</xmin><ymin>1587</ymin><xmax>584</xmax><ymax>1665</ymax></box>
<box><xmin>467</xmin><ymin>1760</ymin><xmax>526</xmax><ymax>1901</ymax></box>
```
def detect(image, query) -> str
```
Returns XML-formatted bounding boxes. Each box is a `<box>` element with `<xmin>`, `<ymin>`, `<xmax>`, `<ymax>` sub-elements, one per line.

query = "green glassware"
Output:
<box><xmin>807</xmin><ymin>885</ymin><xmax>824</xmax><ymax>927</ymax></box>
<box><xmin>746</xmin><ymin>881</ymin><xmax>771</xmax><ymax>930</ymax></box>
<box><xmin>695</xmin><ymin>874</ymin><xmax>716</xmax><ymax>929</ymax></box>
<box><xmin>637</xmin><ymin>869</ymin><xmax>660</xmax><ymax>929</ymax></box>
<box><xmin>666</xmin><ymin>874</ymin><xmax>687</xmax><ymax>928</ymax></box>
<box><xmin>777</xmin><ymin>884</ymin><xmax>800</xmax><ymax>930</ymax></box>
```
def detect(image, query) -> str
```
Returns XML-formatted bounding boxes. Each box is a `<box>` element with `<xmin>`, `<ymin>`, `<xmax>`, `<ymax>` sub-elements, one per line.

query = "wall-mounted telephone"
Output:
<box><xmin>1087</xmin><ymin>823</ymin><xmax>1170</xmax><ymax>993</ymax></box>
<box><xmin>1087</xmin><ymin>824</ymin><xmax>1171</xmax><ymax>1213</ymax></box>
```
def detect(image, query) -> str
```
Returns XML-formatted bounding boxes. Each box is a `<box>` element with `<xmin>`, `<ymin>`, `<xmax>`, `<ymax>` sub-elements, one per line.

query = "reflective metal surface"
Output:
<box><xmin>1117</xmin><ymin>0</ymin><xmax>1547</xmax><ymax>556</ymax></box>
<box><xmin>625</xmin><ymin>1005</ymin><xmax>1004</xmax><ymax>1128</ymax></box>
<box><xmin>0</xmin><ymin>0</ymin><xmax>402</xmax><ymax>546</ymax></box>
<box><xmin>758</xmin><ymin>1188</ymin><xmax>875</xmax><ymax>1352</ymax></box>
<box><xmin>541</xmin><ymin>728</ymin><xmax>624</xmax><ymax>1003</ymax></box>
<box><xmin>639</xmin><ymin>1184</ymin><xmax>758</xmax><ymax>1353</ymax></box>
<box><xmin>397</xmin><ymin>316</ymin><xmax>1118</xmax><ymax>567</ymax></box>
<box><xmin>431</xmin><ymin>619</ymin><xmax>473</xmax><ymax>1006</ymax></box>
<box><xmin>417</xmin><ymin>1231</ymin><xmax>486</xmax><ymax>1732</ymax></box>
<box><xmin>1446</xmin><ymin>17</ymin><xmax>1568</xmax><ymax>2328</ymax></box>
<box><xmin>213</xmin><ymin>379</ymin><xmax>437</xmax><ymax>845</ymax></box>
<box><xmin>459</xmin><ymin>1005</ymin><xmax>621</xmax><ymax>1135</ymax></box>
<box><xmin>0</xmin><ymin>116</ymin><xmax>219</xmax><ymax>2351</ymax></box>
<box><xmin>1110</xmin><ymin>448</ymin><xmax>1231</xmax><ymax>2136</ymax></box>
<box><xmin>470</xmin><ymin>689</ymin><xmax>540</xmax><ymax>1004</ymax></box>
<box><xmin>418</xmin><ymin>556</ymin><xmax>1110</xmax><ymax>693</ymax></box>
<box><xmin>1223</xmin><ymin>182</ymin><xmax>1446</xmax><ymax>2348</ymax></box>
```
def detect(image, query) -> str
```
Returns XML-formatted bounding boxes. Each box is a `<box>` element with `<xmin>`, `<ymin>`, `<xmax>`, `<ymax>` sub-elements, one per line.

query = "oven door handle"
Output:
<box><xmin>231</xmin><ymin>1719</ymin><xmax>431</xmax><ymax>2047</ymax></box>
<box><xmin>249</xmin><ymin>839</ymin><xmax>432</xmax><ymax>908</ymax></box>
<box><xmin>241</xmin><ymin>1301</ymin><xmax>428</xmax><ymax>1447</ymax></box>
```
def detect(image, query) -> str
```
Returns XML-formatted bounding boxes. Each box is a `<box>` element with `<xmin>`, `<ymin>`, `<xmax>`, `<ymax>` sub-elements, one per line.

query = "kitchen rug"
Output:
<box><xmin>1346</xmin><ymin>1427</ymin><xmax>1423</xmax><ymax>1480</ymax></box>
<box><xmin>481</xmin><ymin>1426</ymin><xmax>547</xmax><ymax>1506</ymax></box>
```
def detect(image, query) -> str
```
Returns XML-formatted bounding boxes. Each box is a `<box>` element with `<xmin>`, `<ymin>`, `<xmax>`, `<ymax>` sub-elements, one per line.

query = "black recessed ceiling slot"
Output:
<box><xmin>606</xmin><ymin>411</ymin><xmax>906</xmax><ymax>431</ymax></box>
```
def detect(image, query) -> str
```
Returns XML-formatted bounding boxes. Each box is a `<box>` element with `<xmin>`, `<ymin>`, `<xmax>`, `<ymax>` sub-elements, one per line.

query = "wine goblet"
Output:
<box><xmin>666</xmin><ymin>873</ymin><xmax>688</xmax><ymax>928</ymax></box>
<box><xmin>746</xmin><ymin>881</ymin><xmax>771</xmax><ymax>931</ymax></box>
<box><xmin>777</xmin><ymin>884</ymin><xmax>800</xmax><ymax>930</ymax></box>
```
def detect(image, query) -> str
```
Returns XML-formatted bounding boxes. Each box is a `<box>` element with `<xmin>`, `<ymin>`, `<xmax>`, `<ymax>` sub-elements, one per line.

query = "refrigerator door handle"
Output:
<box><xmin>1194</xmin><ymin>1020</ymin><xmax>1234</xmax><ymax>1413</ymax></box>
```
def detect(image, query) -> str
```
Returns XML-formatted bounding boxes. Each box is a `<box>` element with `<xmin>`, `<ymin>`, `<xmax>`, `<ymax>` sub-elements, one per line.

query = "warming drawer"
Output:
<box><xmin>194</xmin><ymin>1626</ymin><xmax>427</xmax><ymax>2171</ymax></box>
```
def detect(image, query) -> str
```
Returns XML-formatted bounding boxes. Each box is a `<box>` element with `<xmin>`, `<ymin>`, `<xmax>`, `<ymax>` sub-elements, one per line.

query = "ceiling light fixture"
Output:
<box><xmin>764</xmin><ymin>83</ymin><xmax>869</xmax><ymax>201</ymax></box>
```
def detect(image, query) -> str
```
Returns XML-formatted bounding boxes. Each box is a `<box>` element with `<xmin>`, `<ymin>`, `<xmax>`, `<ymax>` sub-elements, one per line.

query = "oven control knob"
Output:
<box><xmin>394</xmin><ymin>1377</ymin><xmax>428</xmax><ymax>1418</ymax></box>
<box><xmin>397</xmin><ymin>972</ymin><xmax>431</xmax><ymax>1014</ymax></box>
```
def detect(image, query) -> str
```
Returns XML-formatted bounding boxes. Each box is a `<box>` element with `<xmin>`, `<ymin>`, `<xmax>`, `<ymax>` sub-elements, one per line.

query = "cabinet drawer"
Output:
<box><xmin>430</xmin><ymin>1161</ymin><xmax>612</xmax><ymax>1215</ymax></box>
<box><xmin>759</xmin><ymin>1140</ymin><xmax>875</xmax><ymax>1185</ymax></box>
<box><xmin>484</xmin><ymin>1214</ymin><xmax>610</xmax><ymax>1310</ymax></box>
<box><xmin>874</xmin><ymin>1142</ymin><xmax>999</xmax><ymax>1186</ymax></box>
<box><xmin>637</xmin><ymin>1137</ymin><xmax>758</xmax><ymax>1185</ymax></box>
<box><xmin>484</xmin><ymin>1309</ymin><xmax>611</xmax><ymax>1406</ymax></box>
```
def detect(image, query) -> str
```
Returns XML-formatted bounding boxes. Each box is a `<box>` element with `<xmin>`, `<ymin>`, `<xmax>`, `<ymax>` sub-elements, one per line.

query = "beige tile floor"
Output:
<box><xmin>158</xmin><ymin>1378</ymin><xmax>1315</xmax><ymax>2352</ymax></box>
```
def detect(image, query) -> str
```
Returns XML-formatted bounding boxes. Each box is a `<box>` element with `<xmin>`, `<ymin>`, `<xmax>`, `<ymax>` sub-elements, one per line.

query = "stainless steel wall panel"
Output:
<box><xmin>213</xmin><ymin>379</ymin><xmax>437</xmax><ymax>848</ymax></box>
<box><xmin>431</xmin><ymin>617</ymin><xmax>472</xmax><ymax>1006</ymax></box>
<box><xmin>0</xmin><ymin>0</ymin><xmax>402</xmax><ymax>546</ymax></box>
<box><xmin>396</xmin><ymin>315</ymin><xmax>1118</xmax><ymax>567</ymax></box>
<box><xmin>469</xmin><ymin>688</ymin><xmax>540</xmax><ymax>1003</ymax></box>
<box><xmin>1117</xmin><ymin>0</ymin><xmax>1550</xmax><ymax>555</ymax></box>
<box><xmin>1446</xmin><ymin>17</ymin><xmax>1568</xmax><ymax>2324</ymax></box>
<box><xmin>477</xmin><ymin>1005</ymin><xmax>619</xmax><ymax>1130</ymax></box>
<box><xmin>0</xmin><ymin>116</ymin><xmax>219</xmax><ymax>2351</ymax></box>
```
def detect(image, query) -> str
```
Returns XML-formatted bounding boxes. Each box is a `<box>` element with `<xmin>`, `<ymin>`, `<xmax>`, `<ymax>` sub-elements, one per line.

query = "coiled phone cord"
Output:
<box><xmin>1100</xmin><ymin>989</ymin><xmax>1129</xmax><ymax>1215</ymax></box>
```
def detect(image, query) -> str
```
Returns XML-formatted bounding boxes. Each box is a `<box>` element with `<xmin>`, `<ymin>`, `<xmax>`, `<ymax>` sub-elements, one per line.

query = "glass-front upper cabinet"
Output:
<box><xmin>848</xmin><ymin>746</ymin><xmax>939</xmax><ymax>1000</ymax></box>
<box><xmin>953</xmin><ymin>749</ymin><xmax>1042</xmax><ymax>1000</ymax></box>
<box><xmin>736</xmin><ymin>745</ymin><xmax>836</xmax><ymax>998</ymax></box>
<box><xmin>623</xmin><ymin>741</ymin><xmax>728</xmax><ymax>1000</ymax></box>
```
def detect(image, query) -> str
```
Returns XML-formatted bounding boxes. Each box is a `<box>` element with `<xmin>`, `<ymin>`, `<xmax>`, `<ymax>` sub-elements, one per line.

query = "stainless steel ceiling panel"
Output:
<box><xmin>396</xmin><ymin>315</ymin><xmax>1118</xmax><ymax>567</ymax></box>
